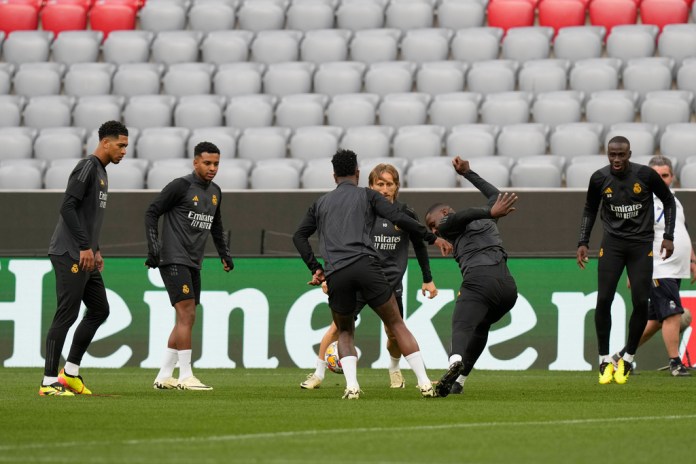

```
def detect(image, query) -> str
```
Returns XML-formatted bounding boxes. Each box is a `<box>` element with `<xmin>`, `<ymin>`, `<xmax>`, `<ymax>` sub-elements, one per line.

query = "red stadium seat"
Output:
<box><xmin>89</xmin><ymin>3</ymin><xmax>136</xmax><ymax>39</ymax></box>
<box><xmin>487</xmin><ymin>0</ymin><xmax>536</xmax><ymax>32</ymax></box>
<box><xmin>93</xmin><ymin>0</ymin><xmax>143</xmax><ymax>11</ymax></box>
<box><xmin>589</xmin><ymin>0</ymin><xmax>638</xmax><ymax>35</ymax></box>
<box><xmin>49</xmin><ymin>0</ymin><xmax>93</xmax><ymax>9</ymax></box>
<box><xmin>640</xmin><ymin>0</ymin><xmax>689</xmax><ymax>31</ymax></box>
<box><xmin>41</xmin><ymin>4</ymin><xmax>88</xmax><ymax>35</ymax></box>
<box><xmin>0</xmin><ymin>4</ymin><xmax>39</xmax><ymax>33</ymax></box>
<box><xmin>538</xmin><ymin>0</ymin><xmax>587</xmax><ymax>35</ymax></box>
<box><xmin>3</xmin><ymin>0</ymin><xmax>44</xmax><ymax>11</ymax></box>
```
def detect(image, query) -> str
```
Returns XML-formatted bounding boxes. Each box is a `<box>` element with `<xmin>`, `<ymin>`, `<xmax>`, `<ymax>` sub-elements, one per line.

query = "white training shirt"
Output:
<box><xmin>653</xmin><ymin>193</ymin><xmax>692</xmax><ymax>279</ymax></box>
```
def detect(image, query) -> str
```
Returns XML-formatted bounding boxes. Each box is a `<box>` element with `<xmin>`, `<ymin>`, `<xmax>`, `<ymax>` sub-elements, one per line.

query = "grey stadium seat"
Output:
<box><xmin>112</xmin><ymin>63</ymin><xmax>165</xmax><ymax>97</ymax></box>
<box><xmin>313</xmin><ymin>61</ymin><xmax>366</xmax><ymax>96</ymax></box>
<box><xmin>188</xmin><ymin>0</ymin><xmax>237</xmax><ymax>31</ymax></box>
<box><xmin>565</xmin><ymin>160</ymin><xmax>607</xmax><ymax>189</ymax></box>
<box><xmin>0</xmin><ymin>95</ymin><xmax>26</xmax><ymax>127</ymax></box>
<box><xmin>585</xmin><ymin>90</ymin><xmax>638</xmax><ymax>135</ymax></box>
<box><xmin>238</xmin><ymin>0</ymin><xmax>287</xmax><ymax>32</ymax></box>
<box><xmin>467</xmin><ymin>60</ymin><xmax>518</xmax><ymax>95</ymax></box>
<box><xmin>606</xmin><ymin>25</ymin><xmax>659</xmax><ymax>62</ymax></box>
<box><xmin>532</xmin><ymin>91</ymin><xmax>583</xmax><ymax>128</ymax></box>
<box><xmin>400</xmin><ymin>28</ymin><xmax>453</xmax><ymax>64</ymax></box>
<box><xmin>123</xmin><ymin>95</ymin><xmax>177</xmax><ymax>129</ymax></box>
<box><xmin>554</xmin><ymin>26</ymin><xmax>605</xmax><ymax>62</ymax></box>
<box><xmin>201</xmin><ymin>30</ymin><xmax>254</xmax><ymax>65</ymax></box>
<box><xmin>496</xmin><ymin>123</ymin><xmax>549</xmax><ymax>158</ymax></box>
<box><xmin>326</xmin><ymin>93</ymin><xmax>380</xmax><ymax>128</ymax></box>
<box><xmin>214</xmin><ymin>62</ymin><xmax>265</xmax><ymax>98</ymax></box>
<box><xmin>460</xmin><ymin>158</ymin><xmax>510</xmax><ymax>188</ymax></box>
<box><xmin>0</xmin><ymin>164</ymin><xmax>42</xmax><ymax>189</ymax></box>
<box><xmin>446</xmin><ymin>124</ymin><xmax>498</xmax><ymax>158</ymax></box>
<box><xmin>13</xmin><ymin>62</ymin><xmax>64</xmax><ymax>98</ymax></box>
<box><xmin>569</xmin><ymin>58</ymin><xmax>621</xmax><ymax>95</ymax></box>
<box><xmin>289</xmin><ymin>126</ymin><xmax>343</xmax><ymax>161</ymax></box>
<box><xmin>250</xmin><ymin>162</ymin><xmax>301</xmax><ymax>189</ymax></box>
<box><xmin>392</xmin><ymin>125</ymin><xmax>445</xmax><ymax>161</ymax></box>
<box><xmin>480</xmin><ymin>91</ymin><xmax>532</xmax><ymax>126</ymax></box>
<box><xmin>658</xmin><ymin>24</ymin><xmax>696</xmax><ymax>65</ymax></box>
<box><xmin>437</xmin><ymin>0</ymin><xmax>486</xmax><ymax>30</ymax></box>
<box><xmin>340</xmin><ymin>125</ymin><xmax>394</xmax><ymax>159</ymax></box>
<box><xmin>64</xmin><ymin>63</ymin><xmax>117</xmax><ymax>97</ymax></box>
<box><xmin>300</xmin><ymin>29</ymin><xmax>352</xmax><ymax>64</ymax></box>
<box><xmin>622</xmin><ymin>58</ymin><xmax>674</xmax><ymax>103</ymax></box>
<box><xmin>550</xmin><ymin>123</ymin><xmax>603</xmax><ymax>158</ymax></box>
<box><xmin>51</xmin><ymin>31</ymin><xmax>103</xmax><ymax>65</ymax></box>
<box><xmin>406</xmin><ymin>161</ymin><xmax>458</xmax><ymax>188</ymax></box>
<box><xmin>364</xmin><ymin>61</ymin><xmax>417</xmax><ymax>97</ymax></box>
<box><xmin>73</xmin><ymin>95</ymin><xmax>125</xmax><ymax>132</ymax></box>
<box><xmin>105</xmin><ymin>162</ymin><xmax>146</xmax><ymax>189</ymax></box>
<box><xmin>211</xmin><ymin>164</ymin><xmax>249</xmax><ymax>189</ymax></box>
<box><xmin>336</xmin><ymin>0</ymin><xmax>387</xmax><ymax>32</ymax></box>
<box><xmin>605</xmin><ymin>122</ymin><xmax>658</xmax><ymax>158</ymax></box>
<box><xmin>151</xmin><ymin>31</ymin><xmax>204</xmax><ymax>65</ymax></box>
<box><xmin>416</xmin><ymin>61</ymin><xmax>468</xmax><ymax>96</ymax></box>
<box><xmin>349</xmin><ymin>28</ymin><xmax>401</xmax><ymax>63</ymax></box>
<box><xmin>640</xmin><ymin>90</ymin><xmax>693</xmax><ymax>134</ymax></box>
<box><xmin>286</xmin><ymin>0</ymin><xmax>337</xmax><ymax>32</ymax></box>
<box><xmin>275</xmin><ymin>93</ymin><xmax>329</xmax><ymax>129</ymax></box>
<box><xmin>250</xmin><ymin>30</ymin><xmax>303</xmax><ymax>65</ymax></box>
<box><xmin>225</xmin><ymin>94</ymin><xmax>277</xmax><ymax>129</ymax></box>
<box><xmin>451</xmin><ymin>27</ymin><xmax>503</xmax><ymax>63</ymax></box>
<box><xmin>187</xmin><ymin>127</ymin><xmax>240</xmax><ymax>159</ymax></box>
<box><xmin>102</xmin><ymin>31</ymin><xmax>154</xmax><ymax>65</ymax></box>
<box><xmin>677</xmin><ymin>58</ymin><xmax>696</xmax><ymax>95</ymax></box>
<box><xmin>510</xmin><ymin>163</ymin><xmax>561</xmax><ymax>188</ymax></box>
<box><xmin>385</xmin><ymin>0</ymin><xmax>435</xmax><ymax>31</ymax></box>
<box><xmin>660</xmin><ymin>123</ymin><xmax>696</xmax><ymax>166</ymax></box>
<box><xmin>174</xmin><ymin>95</ymin><xmax>226</xmax><ymax>129</ymax></box>
<box><xmin>0</xmin><ymin>127</ymin><xmax>36</xmax><ymax>160</ymax></box>
<box><xmin>146</xmin><ymin>162</ymin><xmax>193</xmax><ymax>190</ymax></box>
<box><xmin>139</xmin><ymin>1</ymin><xmax>187</xmax><ymax>32</ymax></box>
<box><xmin>301</xmin><ymin>157</ymin><xmax>335</xmax><ymax>189</ymax></box>
<box><xmin>136</xmin><ymin>127</ymin><xmax>190</xmax><ymax>161</ymax></box>
<box><xmin>378</xmin><ymin>92</ymin><xmax>431</xmax><ymax>128</ymax></box>
<box><xmin>23</xmin><ymin>96</ymin><xmax>75</xmax><ymax>129</ymax></box>
<box><xmin>429</xmin><ymin>92</ymin><xmax>481</xmax><ymax>129</ymax></box>
<box><xmin>518</xmin><ymin>59</ymin><xmax>570</xmax><ymax>94</ymax></box>
<box><xmin>237</xmin><ymin>127</ymin><xmax>292</xmax><ymax>161</ymax></box>
<box><xmin>501</xmin><ymin>26</ymin><xmax>553</xmax><ymax>63</ymax></box>
<box><xmin>262</xmin><ymin>62</ymin><xmax>315</xmax><ymax>97</ymax></box>
<box><xmin>162</xmin><ymin>63</ymin><xmax>215</xmax><ymax>97</ymax></box>
<box><xmin>2</xmin><ymin>31</ymin><xmax>54</xmax><ymax>65</ymax></box>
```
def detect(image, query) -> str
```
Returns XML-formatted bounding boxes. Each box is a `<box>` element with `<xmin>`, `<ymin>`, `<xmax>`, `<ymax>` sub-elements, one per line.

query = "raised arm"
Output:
<box><xmin>452</xmin><ymin>156</ymin><xmax>500</xmax><ymax>206</ymax></box>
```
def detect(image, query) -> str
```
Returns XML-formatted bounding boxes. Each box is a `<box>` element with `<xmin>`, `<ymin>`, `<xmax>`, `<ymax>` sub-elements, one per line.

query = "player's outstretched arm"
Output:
<box><xmin>489</xmin><ymin>192</ymin><xmax>518</xmax><ymax>218</ymax></box>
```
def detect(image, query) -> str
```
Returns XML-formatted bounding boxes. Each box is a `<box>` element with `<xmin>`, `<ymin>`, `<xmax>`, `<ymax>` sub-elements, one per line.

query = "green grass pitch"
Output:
<box><xmin>1</xmin><ymin>367</ymin><xmax>695</xmax><ymax>463</ymax></box>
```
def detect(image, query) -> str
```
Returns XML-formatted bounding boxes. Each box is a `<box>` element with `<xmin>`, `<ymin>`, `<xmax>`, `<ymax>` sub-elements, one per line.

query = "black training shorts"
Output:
<box><xmin>159</xmin><ymin>264</ymin><xmax>201</xmax><ymax>306</ymax></box>
<box><xmin>327</xmin><ymin>255</ymin><xmax>392</xmax><ymax>315</ymax></box>
<box><xmin>649</xmin><ymin>278</ymin><xmax>684</xmax><ymax>322</ymax></box>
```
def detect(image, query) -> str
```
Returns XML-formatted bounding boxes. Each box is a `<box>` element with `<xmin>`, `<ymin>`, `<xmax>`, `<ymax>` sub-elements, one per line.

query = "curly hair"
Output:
<box><xmin>98</xmin><ymin>120</ymin><xmax>128</xmax><ymax>140</ymax></box>
<box><xmin>332</xmin><ymin>149</ymin><xmax>358</xmax><ymax>177</ymax></box>
<box><xmin>194</xmin><ymin>141</ymin><xmax>220</xmax><ymax>157</ymax></box>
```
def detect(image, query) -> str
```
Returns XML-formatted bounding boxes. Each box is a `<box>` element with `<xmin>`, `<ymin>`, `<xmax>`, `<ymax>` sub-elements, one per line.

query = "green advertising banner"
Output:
<box><xmin>1</xmin><ymin>257</ymin><xmax>694</xmax><ymax>370</ymax></box>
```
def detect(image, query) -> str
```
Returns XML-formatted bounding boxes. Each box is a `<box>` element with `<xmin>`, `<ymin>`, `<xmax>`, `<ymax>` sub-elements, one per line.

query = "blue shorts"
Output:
<box><xmin>649</xmin><ymin>278</ymin><xmax>684</xmax><ymax>322</ymax></box>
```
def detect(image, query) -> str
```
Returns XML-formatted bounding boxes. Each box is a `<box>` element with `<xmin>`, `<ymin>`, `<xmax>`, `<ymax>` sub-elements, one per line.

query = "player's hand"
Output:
<box><xmin>452</xmin><ymin>156</ymin><xmax>470</xmax><ymax>176</ymax></box>
<box><xmin>95</xmin><ymin>250</ymin><xmax>104</xmax><ymax>273</ymax></box>
<box><xmin>490</xmin><ymin>193</ymin><xmax>518</xmax><ymax>218</ymax></box>
<box><xmin>221</xmin><ymin>256</ymin><xmax>234</xmax><ymax>272</ymax></box>
<box><xmin>79</xmin><ymin>249</ymin><xmax>95</xmax><ymax>272</ymax></box>
<box><xmin>434</xmin><ymin>237</ymin><xmax>452</xmax><ymax>256</ymax></box>
<box><xmin>145</xmin><ymin>253</ymin><xmax>159</xmax><ymax>269</ymax></box>
<box><xmin>690</xmin><ymin>262</ymin><xmax>696</xmax><ymax>284</ymax></box>
<box><xmin>422</xmin><ymin>281</ymin><xmax>438</xmax><ymax>299</ymax></box>
<box><xmin>577</xmin><ymin>245</ymin><xmax>589</xmax><ymax>269</ymax></box>
<box><xmin>660</xmin><ymin>239</ymin><xmax>674</xmax><ymax>260</ymax></box>
<box><xmin>321</xmin><ymin>281</ymin><xmax>328</xmax><ymax>294</ymax></box>
<box><xmin>308</xmin><ymin>269</ymin><xmax>325</xmax><ymax>286</ymax></box>
<box><xmin>626</xmin><ymin>277</ymin><xmax>631</xmax><ymax>289</ymax></box>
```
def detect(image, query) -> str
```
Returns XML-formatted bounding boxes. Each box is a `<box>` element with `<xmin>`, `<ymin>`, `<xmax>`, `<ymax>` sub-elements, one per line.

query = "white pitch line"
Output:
<box><xmin>2</xmin><ymin>414</ymin><xmax>696</xmax><ymax>452</ymax></box>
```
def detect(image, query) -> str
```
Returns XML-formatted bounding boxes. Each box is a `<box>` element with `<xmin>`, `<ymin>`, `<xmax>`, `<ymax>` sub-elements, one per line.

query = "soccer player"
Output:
<box><xmin>300</xmin><ymin>163</ymin><xmax>440</xmax><ymax>390</ymax></box>
<box><xmin>425</xmin><ymin>157</ymin><xmax>519</xmax><ymax>397</ymax></box>
<box><xmin>146</xmin><ymin>141</ymin><xmax>233</xmax><ymax>391</ymax></box>
<box><xmin>293</xmin><ymin>149</ymin><xmax>451</xmax><ymax>399</ymax></box>
<box><xmin>577</xmin><ymin>136</ymin><xmax>676</xmax><ymax>385</ymax></box>
<box><xmin>39</xmin><ymin>120</ymin><xmax>129</xmax><ymax>397</ymax></box>
<box><xmin>612</xmin><ymin>155</ymin><xmax>695</xmax><ymax>376</ymax></box>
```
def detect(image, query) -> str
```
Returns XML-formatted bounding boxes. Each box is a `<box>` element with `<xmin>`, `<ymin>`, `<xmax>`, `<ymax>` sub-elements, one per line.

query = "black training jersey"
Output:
<box><xmin>578</xmin><ymin>162</ymin><xmax>676</xmax><ymax>245</ymax></box>
<box><xmin>49</xmin><ymin>156</ymin><xmax>108</xmax><ymax>260</ymax></box>
<box><xmin>371</xmin><ymin>200</ymin><xmax>433</xmax><ymax>286</ymax></box>
<box><xmin>145</xmin><ymin>172</ymin><xmax>231</xmax><ymax>269</ymax></box>
<box><xmin>293</xmin><ymin>180</ymin><xmax>437</xmax><ymax>276</ymax></box>
<box><xmin>436</xmin><ymin>170</ymin><xmax>507</xmax><ymax>276</ymax></box>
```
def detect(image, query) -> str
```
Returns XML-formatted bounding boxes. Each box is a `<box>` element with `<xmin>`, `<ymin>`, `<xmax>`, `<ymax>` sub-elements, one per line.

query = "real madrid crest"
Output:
<box><xmin>212</xmin><ymin>194</ymin><xmax>218</xmax><ymax>206</ymax></box>
<box><xmin>633</xmin><ymin>183</ymin><xmax>641</xmax><ymax>194</ymax></box>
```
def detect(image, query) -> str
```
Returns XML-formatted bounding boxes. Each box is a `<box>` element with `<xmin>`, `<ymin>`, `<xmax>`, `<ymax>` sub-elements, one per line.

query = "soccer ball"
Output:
<box><xmin>681</xmin><ymin>309</ymin><xmax>692</xmax><ymax>332</ymax></box>
<box><xmin>324</xmin><ymin>341</ymin><xmax>343</xmax><ymax>374</ymax></box>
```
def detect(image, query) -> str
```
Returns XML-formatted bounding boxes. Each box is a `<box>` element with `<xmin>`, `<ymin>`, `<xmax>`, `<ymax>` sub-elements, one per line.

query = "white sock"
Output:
<box><xmin>314</xmin><ymin>357</ymin><xmax>327</xmax><ymax>380</ymax></box>
<box><xmin>64</xmin><ymin>362</ymin><xmax>79</xmax><ymax>376</ymax></box>
<box><xmin>599</xmin><ymin>355</ymin><xmax>611</xmax><ymax>365</ymax></box>
<box><xmin>623</xmin><ymin>353</ymin><xmax>635</xmax><ymax>363</ymax></box>
<box><xmin>405</xmin><ymin>351</ymin><xmax>430</xmax><ymax>386</ymax></box>
<box><xmin>341</xmin><ymin>356</ymin><xmax>359</xmax><ymax>389</ymax></box>
<box><xmin>178</xmin><ymin>349</ymin><xmax>193</xmax><ymax>380</ymax></box>
<box><xmin>449</xmin><ymin>354</ymin><xmax>463</xmax><ymax>366</ymax></box>
<box><xmin>388</xmin><ymin>356</ymin><xmax>401</xmax><ymax>373</ymax></box>
<box><xmin>456</xmin><ymin>375</ymin><xmax>467</xmax><ymax>386</ymax></box>
<box><xmin>156</xmin><ymin>348</ymin><xmax>178</xmax><ymax>380</ymax></box>
<box><xmin>43</xmin><ymin>376</ymin><xmax>58</xmax><ymax>385</ymax></box>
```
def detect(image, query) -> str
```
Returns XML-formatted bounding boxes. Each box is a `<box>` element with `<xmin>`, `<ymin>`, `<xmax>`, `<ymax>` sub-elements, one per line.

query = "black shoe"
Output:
<box><xmin>450</xmin><ymin>382</ymin><xmax>463</xmax><ymax>395</ymax></box>
<box><xmin>670</xmin><ymin>361</ymin><xmax>691</xmax><ymax>377</ymax></box>
<box><xmin>435</xmin><ymin>361</ymin><xmax>463</xmax><ymax>398</ymax></box>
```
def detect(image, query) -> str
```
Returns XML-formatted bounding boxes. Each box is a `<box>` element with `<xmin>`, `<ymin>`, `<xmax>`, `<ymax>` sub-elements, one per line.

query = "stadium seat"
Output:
<box><xmin>565</xmin><ymin>160</ymin><xmax>607</xmax><ymax>188</ymax></box>
<box><xmin>406</xmin><ymin>161</ymin><xmax>458</xmax><ymax>188</ymax></box>
<box><xmin>336</xmin><ymin>0</ymin><xmax>387</xmax><ymax>31</ymax></box>
<box><xmin>532</xmin><ymin>91</ymin><xmax>583</xmax><ymax>128</ymax></box>
<box><xmin>237</xmin><ymin>0</ymin><xmax>287</xmax><ymax>32</ymax></box>
<box><xmin>136</xmin><ymin>127</ymin><xmax>190</xmax><ymax>161</ymax></box>
<box><xmin>300</xmin><ymin>29</ymin><xmax>352</xmax><ymax>64</ymax></box>
<box><xmin>467</xmin><ymin>60</ymin><xmax>518</xmax><ymax>95</ymax></box>
<box><xmin>0</xmin><ymin>164</ymin><xmax>42</xmax><ymax>189</ymax></box>
<box><xmin>214</xmin><ymin>62</ymin><xmax>265</xmax><ymax>98</ymax></box>
<box><xmin>518</xmin><ymin>59</ymin><xmax>570</xmax><ymax>94</ymax></box>
<box><xmin>275</xmin><ymin>93</ymin><xmax>329</xmax><ymax>129</ymax></box>
<box><xmin>0</xmin><ymin>95</ymin><xmax>26</xmax><ymax>127</ymax></box>
<box><xmin>88</xmin><ymin>4</ymin><xmax>137</xmax><ymax>39</ymax></box>
<box><xmin>385</xmin><ymin>0</ymin><xmax>435</xmax><ymax>31</ymax></box>
<box><xmin>0</xmin><ymin>64</ymin><xmax>10</xmax><ymax>95</ymax></box>
<box><xmin>460</xmin><ymin>158</ymin><xmax>510</xmax><ymax>188</ymax></box>
<box><xmin>2</xmin><ymin>30</ymin><xmax>53</xmax><ymax>64</ymax></box>
<box><xmin>416</xmin><ymin>61</ymin><xmax>467</xmax><ymax>95</ymax></box>
<box><xmin>678</xmin><ymin>163</ymin><xmax>696</xmax><ymax>188</ymax></box>
<box><xmin>174</xmin><ymin>95</ymin><xmax>226</xmax><ymax>129</ymax></box>
<box><xmin>400</xmin><ymin>28</ymin><xmax>453</xmax><ymax>64</ymax></box>
<box><xmin>201</xmin><ymin>30</ymin><xmax>254</xmax><ymax>64</ymax></box>
<box><xmin>553</xmin><ymin>26</ymin><xmax>605</xmax><ymax>62</ymax></box>
<box><xmin>34</xmin><ymin>128</ymin><xmax>85</xmax><ymax>160</ymax></box>
<box><xmin>622</xmin><ymin>58</ymin><xmax>674</xmax><ymax>102</ymax></box>
<box><xmin>445</xmin><ymin>124</ymin><xmax>498</xmax><ymax>158</ymax></box>
<box><xmin>501</xmin><ymin>26</ymin><xmax>554</xmax><ymax>63</ymax></box>
<box><xmin>146</xmin><ymin>161</ymin><xmax>192</xmax><ymax>190</ymax></box>
<box><xmin>605</xmin><ymin>122</ymin><xmax>658</xmax><ymax>157</ymax></box>
<box><xmin>550</xmin><ymin>123</ymin><xmax>603</xmax><ymax>157</ymax></box>
<box><xmin>289</xmin><ymin>126</ymin><xmax>343</xmax><ymax>161</ymax></box>
<box><xmin>51</xmin><ymin>30</ymin><xmax>102</xmax><ymax>65</ymax></box>
<box><xmin>515</xmin><ymin>154</ymin><xmax>567</xmax><ymax>172</ymax></box>
<box><xmin>585</xmin><ymin>90</ymin><xmax>638</xmax><ymax>134</ymax></box>
<box><xmin>511</xmin><ymin>163</ymin><xmax>562</xmax><ymax>188</ymax></box>
<box><xmin>105</xmin><ymin>162</ymin><xmax>146</xmax><ymax>189</ymax></box>
<box><xmin>112</xmin><ymin>63</ymin><xmax>164</xmax><ymax>96</ymax></box>
<box><xmin>487</xmin><ymin>0</ymin><xmax>535</xmax><ymax>31</ymax></box>
<box><xmin>64</xmin><ymin>62</ymin><xmax>115</xmax><ymax>96</ymax></box>
<box><xmin>589</xmin><ymin>0</ymin><xmax>638</xmax><ymax>35</ymax></box>
<box><xmin>102</xmin><ymin>30</ymin><xmax>153</xmax><ymax>64</ymax></box>
<box><xmin>660</xmin><ymin>123</ymin><xmax>696</xmax><ymax>166</ymax></box>
<box><xmin>378</xmin><ymin>92</ymin><xmax>431</xmax><ymax>128</ymax></box>
<box><xmin>313</xmin><ymin>61</ymin><xmax>366</xmax><ymax>96</ymax></box>
<box><xmin>480</xmin><ymin>91</ymin><xmax>532</xmax><ymax>126</ymax></box>
<box><xmin>350</xmin><ymin>28</ymin><xmax>401</xmax><ymax>63</ymax></box>
<box><xmin>286</xmin><ymin>0</ymin><xmax>336</xmax><ymax>31</ymax></box>
<box><xmin>225</xmin><ymin>94</ymin><xmax>277</xmax><ymax>129</ymax></box>
<box><xmin>677</xmin><ymin>58</ymin><xmax>696</xmax><ymax>95</ymax></box>
<box><xmin>640</xmin><ymin>0</ymin><xmax>689</xmax><ymax>32</ymax></box>
<box><xmin>0</xmin><ymin>4</ymin><xmax>39</xmax><ymax>34</ymax></box>
<box><xmin>364</xmin><ymin>61</ymin><xmax>417</xmax><ymax>96</ymax></box>
<box><xmin>251</xmin><ymin>29</ymin><xmax>303</xmax><ymax>64</ymax></box>
<box><xmin>450</xmin><ymin>27</ymin><xmax>503</xmax><ymax>63</ymax></box>
<box><xmin>429</xmin><ymin>92</ymin><xmax>481</xmax><ymax>129</ymax></box>
<box><xmin>263</xmin><ymin>62</ymin><xmax>315</xmax><ymax>97</ymax></box>
<box><xmin>13</xmin><ymin>62</ymin><xmax>64</xmax><ymax>97</ymax></box>
<box><xmin>326</xmin><ymin>93</ymin><xmax>380</xmax><ymax>128</ymax></box>
<box><xmin>250</xmin><ymin>163</ymin><xmax>301</xmax><ymax>189</ymax></box>
<box><xmin>538</xmin><ymin>0</ymin><xmax>586</xmax><ymax>35</ymax></box>
<box><xmin>73</xmin><ymin>95</ymin><xmax>125</xmax><ymax>131</ymax></box>
<box><xmin>24</xmin><ymin>95</ymin><xmax>74</xmax><ymax>128</ymax></box>
<box><xmin>237</xmin><ymin>127</ymin><xmax>292</xmax><ymax>161</ymax></box>
<box><xmin>640</xmin><ymin>90</ymin><xmax>693</xmax><ymax>134</ymax></box>
<box><xmin>123</xmin><ymin>95</ymin><xmax>177</xmax><ymax>129</ymax></box>
<box><xmin>162</xmin><ymin>63</ymin><xmax>215</xmax><ymax>97</ymax></box>
<box><xmin>188</xmin><ymin>1</ymin><xmax>237</xmax><ymax>31</ymax></box>
<box><xmin>497</xmin><ymin>123</ymin><xmax>549</xmax><ymax>158</ymax></box>
<box><xmin>437</xmin><ymin>0</ymin><xmax>486</xmax><ymax>30</ymax></box>
<box><xmin>658</xmin><ymin>24</ymin><xmax>696</xmax><ymax>65</ymax></box>
<box><xmin>392</xmin><ymin>124</ymin><xmax>445</xmax><ymax>160</ymax></box>
<box><xmin>606</xmin><ymin>25</ymin><xmax>659</xmax><ymax>62</ymax></box>
<box><xmin>44</xmin><ymin>162</ymin><xmax>80</xmax><ymax>189</ymax></box>
<box><xmin>187</xmin><ymin>127</ymin><xmax>240</xmax><ymax>159</ymax></box>
<box><xmin>301</xmin><ymin>157</ymin><xmax>335</xmax><ymax>189</ymax></box>
<box><xmin>0</xmin><ymin>127</ymin><xmax>36</xmax><ymax>160</ymax></box>
<box><xmin>340</xmin><ymin>125</ymin><xmax>394</xmax><ymax>159</ymax></box>
<box><xmin>139</xmin><ymin>1</ymin><xmax>187</xmax><ymax>32</ymax></box>
<box><xmin>40</xmin><ymin>4</ymin><xmax>88</xmax><ymax>35</ymax></box>
<box><xmin>151</xmin><ymin>31</ymin><xmax>204</xmax><ymax>65</ymax></box>
<box><xmin>569</xmin><ymin>58</ymin><xmax>621</xmax><ymax>94</ymax></box>
<box><xmin>212</xmin><ymin>164</ymin><xmax>249</xmax><ymax>189</ymax></box>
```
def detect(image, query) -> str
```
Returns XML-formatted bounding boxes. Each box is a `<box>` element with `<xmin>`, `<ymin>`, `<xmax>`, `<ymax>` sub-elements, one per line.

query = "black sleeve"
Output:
<box><xmin>210</xmin><ymin>190</ymin><xmax>232</xmax><ymax>261</ymax></box>
<box><xmin>370</xmin><ymin>191</ymin><xmax>438</xmax><ymax>244</ymax></box>
<box><xmin>462</xmin><ymin>169</ymin><xmax>500</xmax><ymax>206</ymax></box>
<box><xmin>437</xmin><ymin>207</ymin><xmax>493</xmax><ymax>237</ymax></box>
<box><xmin>404</xmin><ymin>205</ymin><xmax>433</xmax><ymax>283</ymax></box>
<box><xmin>144</xmin><ymin>178</ymin><xmax>188</xmax><ymax>257</ymax></box>
<box><xmin>645</xmin><ymin>168</ymin><xmax>676</xmax><ymax>241</ymax></box>
<box><xmin>292</xmin><ymin>203</ymin><xmax>323</xmax><ymax>273</ymax></box>
<box><xmin>578</xmin><ymin>171</ymin><xmax>603</xmax><ymax>247</ymax></box>
<box><xmin>60</xmin><ymin>194</ymin><xmax>90</xmax><ymax>250</ymax></box>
